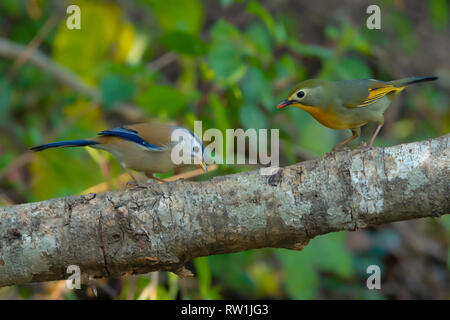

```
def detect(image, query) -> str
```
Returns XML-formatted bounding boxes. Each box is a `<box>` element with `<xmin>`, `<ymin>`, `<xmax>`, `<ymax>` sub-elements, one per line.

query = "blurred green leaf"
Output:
<box><xmin>156</xmin><ymin>285</ymin><xmax>171</xmax><ymax>300</ymax></box>
<box><xmin>220</xmin><ymin>0</ymin><xmax>234</xmax><ymax>7</ymax></box>
<box><xmin>390</xmin><ymin>11</ymin><xmax>418</xmax><ymax>53</ymax></box>
<box><xmin>136</xmin><ymin>276</ymin><xmax>150</xmax><ymax>289</ymax></box>
<box><xmin>0</xmin><ymin>151</ymin><xmax>14</xmax><ymax>171</ymax></box>
<box><xmin>276</xmin><ymin>249</ymin><xmax>319</xmax><ymax>299</ymax></box>
<box><xmin>240</xmin><ymin>104</ymin><xmax>268</xmax><ymax>130</ymax></box>
<box><xmin>332</xmin><ymin>57</ymin><xmax>373</xmax><ymax>79</ymax></box>
<box><xmin>209</xmin><ymin>251</ymin><xmax>257</xmax><ymax>294</ymax></box>
<box><xmin>289</xmin><ymin>39</ymin><xmax>333</xmax><ymax>60</ymax></box>
<box><xmin>246</xmin><ymin>1</ymin><xmax>275</xmax><ymax>35</ymax></box>
<box><xmin>208</xmin><ymin>20</ymin><xmax>248</xmax><ymax>85</ymax></box>
<box><xmin>276</xmin><ymin>232</ymin><xmax>352</xmax><ymax>299</ymax></box>
<box><xmin>209</xmin><ymin>93</ymin><xmax>231</xmax><ymax>133</ymax></box>
<box><xmin>194</xmin><ymin>257</ymin><xmax>212</xmax><ymax>298</ymax></box>
<box><xmin>19</xmin><ymin>287</ymin><xmax>32</xmax><ymax>299</ymax></box>
<box><xmin>0</xmin><ymin>0</ymin><xmax>26</xmax><ymax>17</ymax></box>
<box><xmin>306</xmin><ymin>232</ymin><xmax>353</xmax><ymax>279</ymax></box>
<box><xmin>52</xmin><ymin>0</ymin><xmax>134</xmax><ymax>83</ymax></box>
<box><xmin>298</xmin><ymin>117</ymin><xmax>336</xmax><ymax>154</ymax></box>
<box><xmin>429</xmin><ymin>0</ymin><xmax>449</xmax><ymax>30</ymax></box>
<box><xmin>0</xmin><ymin>77</ymin><xmax>12</xmax><ymax>123</ymax></box>
<box><xmin>276</xmin><ymin>54</ymin><xmax>306</xmax><ymax>80</ymax></box>
<box><xmin>168</xmin><ymin>272</ymin><xmax>179</xmax><ymax>299</ymax></box>
<box><xmin>325</xmin><ymin>25</ymin><xmax>341</xmax><ymax>40</ymax></box>
<box><xmin>194</xmin><ymin>256</ymin><xmax>222</xmax><ymax>299</ymax></box>
<box><xmin>147</xmin><ymin>0</ymin><xmax>204</xmax><ymax>34</ymax></box>
<box><xmin>248</xmin><ymin>260</ymin><xmax>281</xmax><ymax>297</ymax></box>
<box><xmin>137</xmin><ymin>85</ymin><xmax>187</xmax><ymax>116</ymax></box>
<box><xmin>245</xmin><ymin>22</ymin><xmax>272</xmax><ymax>62</ymax></box>
<box><xmin>100</xmin><ymin>74</ymin><xmax>135</xmax><ymax>109</ymax></box>
<box><xmin>240</xmin><ymin>67</ymin><xmax>274</xmax><ymax>111</ymax></box>
<box><xmin>160</xmin><ymin>31</ymin><xmax>207</xmax><ymax>56</ymax></box>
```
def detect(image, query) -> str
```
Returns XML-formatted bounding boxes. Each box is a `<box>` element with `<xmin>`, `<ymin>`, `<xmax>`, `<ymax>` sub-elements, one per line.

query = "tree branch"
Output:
<box><xmin>0</xmin><ymin>135</ymin><xmax>448</xmax><ymax>287</ymax></box>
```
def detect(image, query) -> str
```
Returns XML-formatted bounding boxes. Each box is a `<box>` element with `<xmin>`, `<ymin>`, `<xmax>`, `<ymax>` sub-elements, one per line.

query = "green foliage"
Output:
<box><xmin>194</xmin><ymin>257</ymin><xmax>222</xmax><ymax>299</ymax></box>
<box><xmin>277</xmin><ymin>232</ymin><xmax>353</xmax><ymax>299</ymax></box>
<box><xmin>160</xmin><ymin>31</ymin><xmax>207</xmax><ymax>56</ymax></box>
<box><xmin>277</xmin><ymin>249</ymin><xmax>319</xmax><ymax>299</ymax></box>
<box><xmin>137</xmin><ymin>85</ymin><xmax>187</xmax><ymax>117</ymax></box>
<box><xmin>101</xmin><ymin>74</ymin><xmax>135</xmax><ymax>109</ymax></box>
<box><xmin>246</xmin><ymin>1</ymin><xmax>276</xmax><ymax>36</ymax></box>
<box><xmin>429</xmin><ymin>0</ymin><xmax>449</xmax><ymax>30</ymax></box>
<box><xmin>208</xmin><ymin>20</ymin><xmax>248</xmax><ymax>85</ymax></box>
<box><xmin>389</xmin><ymin>11</ymin><xmax>418</xmax><ymax>53</ymax></box>
<box><xmin>52</xmin><ymin>0</ymin><xmax>133</xmax><ymax>83</ymax></box>
<box><xmin>146</xmin><ymin>0</ymin><xmax>204</xmax><ymax>34</ymax></box>
<box><xmin>0</xmin><ymin>77</ymin><xmax>12</xmax><ymax>124</ymax></box>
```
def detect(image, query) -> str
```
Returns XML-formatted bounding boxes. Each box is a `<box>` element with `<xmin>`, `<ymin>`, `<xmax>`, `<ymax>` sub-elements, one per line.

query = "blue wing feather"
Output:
<box><xmin>98</xmin><ymin>127</ymin><xmax>163</xmax><ymax>151</ymax></box>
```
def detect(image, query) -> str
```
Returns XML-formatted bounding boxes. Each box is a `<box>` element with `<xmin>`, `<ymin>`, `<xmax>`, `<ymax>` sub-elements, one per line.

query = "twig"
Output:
<box><xmin>148</xmin><ymin>52</ymin><xmax>177</xmax><ymax>71</ymax></box>
<box><xmin>8</xmin><ymin>14</ymin><xmax>60</xmax><ymax>79</ymax></box>
<box><xmin>0</xmin><ymin>37</ymin><xmax>144</xmax><ymax>122</ymax></box>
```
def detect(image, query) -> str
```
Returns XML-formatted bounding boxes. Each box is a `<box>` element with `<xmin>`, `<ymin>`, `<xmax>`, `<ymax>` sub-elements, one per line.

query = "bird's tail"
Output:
<box><xmin>390</xmin><ymin>76</ymin><xmax>438</xmax><ymax>87</ymax></box>
<box><xmin>30</xmin><ymin>139</ymin><xmax>98</xmax><ymax>152</ymax></box>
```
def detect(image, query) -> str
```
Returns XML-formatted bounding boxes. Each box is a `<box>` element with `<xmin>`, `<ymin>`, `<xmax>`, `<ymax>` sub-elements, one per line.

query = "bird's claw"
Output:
<box><xmin>126</xmin><ymin>181</ymin><xmax>151</xmax><ymax>189</ymax></box>
<box><xmin>322</xmin><ymin>146</ymin><xmax>350</xmax><ymax>160</ymax></box>
<box><xmin>126</xmin><ymin>181</ymin><xmax>138</xmax><ymax>188</ymax></box>
<box><xmin>358</xmin><ymin>141</ymin><xmax>368</xmax><ymax>148</ymax></box>
<box><xmin>350</xmin><ymin>142</ymin><xmax>374</xmax><ymax>157</ymax></box>
<box><xmin>321</xmin><ymin>151</ymin><xmax>333</xmax><ymax>160</ymax></box>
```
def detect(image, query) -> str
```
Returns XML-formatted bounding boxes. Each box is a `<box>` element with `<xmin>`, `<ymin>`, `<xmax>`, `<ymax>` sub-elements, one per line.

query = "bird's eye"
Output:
<box><xmin>193</xmin><ymin>146</ymin><xmax>200</xmax><ymax>153</ymax></box>
<box><xmin>297</xmin><ymin>91</ymin><xmax>305</xmax><ymax>99</ymax></box>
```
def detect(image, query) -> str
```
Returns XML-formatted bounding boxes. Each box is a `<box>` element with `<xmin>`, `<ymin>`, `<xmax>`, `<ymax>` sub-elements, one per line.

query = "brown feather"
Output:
<box><xmin>123</xmin><ymin>122</ymin><xmax>174</xmax><ymax>148</ymax></box>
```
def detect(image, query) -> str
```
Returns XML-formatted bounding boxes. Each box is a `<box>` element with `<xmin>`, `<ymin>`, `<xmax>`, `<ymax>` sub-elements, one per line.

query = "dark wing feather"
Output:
<box><xmin>343</xmin><ymin>79</ymin><xmax>404</xmax><ymax>109</ymax></box>
<box><xmin>98</xmin><ymin>126</ymin><xmax>164</xmax><ymax>151</ymax></box>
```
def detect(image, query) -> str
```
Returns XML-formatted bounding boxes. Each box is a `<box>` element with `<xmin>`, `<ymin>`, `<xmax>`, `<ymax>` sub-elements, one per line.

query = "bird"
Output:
<box><xmin>277</xmin><ymin>76</ymin><xmax>439</xmax><ymax>151</ymax></box>
<box><xmin>31</xmin><ymin>121</ymin><xmax>208</xmax><ymax>186</ymax></box>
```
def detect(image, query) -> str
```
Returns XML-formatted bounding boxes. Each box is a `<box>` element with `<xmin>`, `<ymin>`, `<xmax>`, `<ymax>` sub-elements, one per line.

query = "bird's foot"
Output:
<box><xmin>350</xmin><ymin>142</ymin><xmax>374</xmax><ymax>157</ymax></box>
<box><xmin>321</xmin><ymin>151</ymin><xmax>333</xmax><ymax>160</ymax></box>
<box><xmin>322</xmin><ymin>146</ymin><xmax>350</xmax><ymax>160</ymax></box>
<box><xmin>126</xmin><ymin>181</ymin><xmax>151</xmax><ymax>189</ymax></box>
<box><xmin>146</xmin><ymin>178</ymin><xmax>164</xmax><ymax>185</ymax></box>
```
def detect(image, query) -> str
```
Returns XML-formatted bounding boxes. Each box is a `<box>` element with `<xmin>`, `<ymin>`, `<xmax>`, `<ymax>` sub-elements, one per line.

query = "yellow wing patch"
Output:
<box><xmin>356</xmin><ymin>85</ymin><xmax>405</xmax><ymax>107</ymax></box>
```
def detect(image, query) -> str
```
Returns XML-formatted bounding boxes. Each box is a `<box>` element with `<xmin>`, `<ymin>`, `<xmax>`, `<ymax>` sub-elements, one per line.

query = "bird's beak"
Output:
<box><xmin>198</xmin><ymin>160</ymin><xmax>208</xmax><ymax>173</ymax></box>
<box><xmin>277</xmin><ymin>99</ymin><xmax>295</xmax><ymax>109</ymax></box>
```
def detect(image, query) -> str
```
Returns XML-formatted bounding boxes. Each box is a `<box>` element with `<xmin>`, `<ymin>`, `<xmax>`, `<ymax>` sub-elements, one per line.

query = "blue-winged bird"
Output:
<box><xmin>31</xmin><ymin>121</ymin><xmax>207</xmax><ymax>185</ymax></box>
<box><xmin>277</xmin><ymin>76</ymin><xmax>438</xmax><ymax>151</ymax></box>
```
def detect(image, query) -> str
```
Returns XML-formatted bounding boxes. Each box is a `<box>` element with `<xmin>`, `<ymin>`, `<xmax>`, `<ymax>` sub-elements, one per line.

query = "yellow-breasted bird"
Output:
<box><xmin>277</xmin><ymin>76</ymin><xmax>438</xmax><ymax>150</ymax></box>
<box><xmin>31</xmin><ymin>121</ymin><xmax>207</xmax><ymax>185</ymax></box>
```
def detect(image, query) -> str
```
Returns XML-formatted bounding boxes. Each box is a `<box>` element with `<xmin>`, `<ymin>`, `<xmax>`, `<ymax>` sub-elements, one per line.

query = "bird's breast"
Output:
<box><xmin>298</xmin><ymin>105</ymin><xmax>351</xmax><ymax>130</ymax></box>
<box><xmin>93</xmin><ymin>137</ymin><xmax>177</xmax><ymax>174</ymax></box>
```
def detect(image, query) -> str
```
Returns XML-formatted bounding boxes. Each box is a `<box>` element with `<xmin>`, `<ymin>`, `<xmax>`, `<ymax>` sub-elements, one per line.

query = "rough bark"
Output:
<box><xmin>0</xmin><ymin>135</ymin><xmax>448</xmax><ymax>287</ymax></box>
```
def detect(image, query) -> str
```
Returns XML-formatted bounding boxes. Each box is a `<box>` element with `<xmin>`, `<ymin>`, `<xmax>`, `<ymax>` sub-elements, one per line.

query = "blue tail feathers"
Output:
<box><xmin>30</xmin><ymin>139</ymin><xmax>98</xmax><ymax>152</ymax></box>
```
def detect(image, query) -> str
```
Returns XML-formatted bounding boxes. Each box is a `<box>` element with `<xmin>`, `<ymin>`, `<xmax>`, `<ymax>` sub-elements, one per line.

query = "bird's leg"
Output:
<box><xmin>332</xmin><ymin>128</ymin><xmax>361</xmax><ymax>152</ymax></box>
<box><xmin>350</xmin><ymin>124</ymin><xmax>383</xmax><ymax>157</ymax></box>
<box><xmin>121</xmin><ymin>163</ymin><xmax>147</xmax><ymax>188</ymax></box>
<box><xmin>368</xmin><ymin>123</ymin><xmax>383</xmax><ymax>147</ymax></box>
